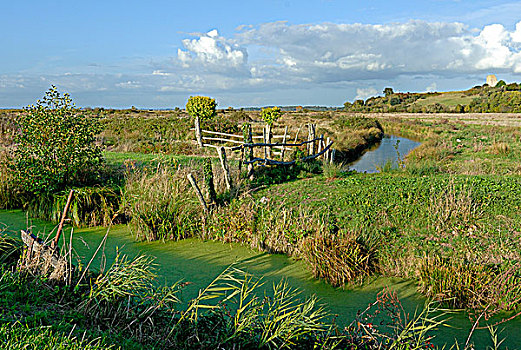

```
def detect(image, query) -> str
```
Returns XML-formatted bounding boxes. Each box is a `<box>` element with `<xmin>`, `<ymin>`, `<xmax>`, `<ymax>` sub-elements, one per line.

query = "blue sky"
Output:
<box><xmin>1</xmin><ymin>0</ymin><xmax>521</xmax><ymax>108</ymax></box>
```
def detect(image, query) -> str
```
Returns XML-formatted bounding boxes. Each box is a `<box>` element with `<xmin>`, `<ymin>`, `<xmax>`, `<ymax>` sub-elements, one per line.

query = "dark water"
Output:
<box><xmin>1</xmin><ymin>210</ymin><xmax>519</xmax><ymax>348</ymax></box>
<box><xmin>349</xmin><ymin>135</ymin><xmax>421</xmax><ymax>173</ymax></box>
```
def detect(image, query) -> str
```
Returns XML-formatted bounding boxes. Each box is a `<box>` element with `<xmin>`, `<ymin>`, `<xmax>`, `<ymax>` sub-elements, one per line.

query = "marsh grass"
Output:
<box><xmin>25</xmin><ymin>186</ymin><xmax>121</xmax><ymax>227</ymax></box>
<box><xmin>122</xmin><ymin>165</ymin><xmax>203</xmax><ymax>241</ymax></box>
<box><xmin>302</xmin><ymin>232</ymin><xmax>376</xmax><ymax>286</ymax></box>
<box><xmin>488</xmin><ymin>141</ymin><xmax>509</xmax><ymax>155</ymax></box>
<box><xmin>0</xmin><ymin>323</ymin><xmax>114</xmax><ymax>350</ymax></box>
<box><xmin>418</xmin><ymin>257</ymin><xmax>521</xmax><ymax>313</ymax></box>
<box><xmin>322</xmin><ymin>160</ymin><xmax>347</xmax><ymax>178</ymax></box>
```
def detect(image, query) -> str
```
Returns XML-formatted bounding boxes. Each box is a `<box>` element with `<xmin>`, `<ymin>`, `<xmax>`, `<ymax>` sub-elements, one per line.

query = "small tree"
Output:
<box><xmin>186</xmin><ymin>96</ymin><xmax>217</xmax><ymax>147</ymax></box>
<box><xmin>260</xmin><ymin>107</ymin><xmax>281</xmax><ymax>126</ymax></box>
<box><xmin>12</xmin><ymin>86</ymin><xmax>102</xmax><ymax>194</ymax></box>
<box><xmin>383</xmin><ymin>87</ymin><xmax>394</xmax><ymax>97</ymax></box>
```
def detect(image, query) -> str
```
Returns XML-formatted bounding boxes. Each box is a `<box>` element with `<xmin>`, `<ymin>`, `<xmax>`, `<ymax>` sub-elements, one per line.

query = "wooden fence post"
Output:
<box><xmin>317</xmin><ymin>134</ymin><xmax>323</xmax><ymax>156</ymax></box>
<box><xmin>307</xmin><ymin>124</ymin><xmax>316</xmax><ymax>155</ymax></box>
<box><xmin>194</xmin><ymin>116</ymin><xmax>203</xmax><ymax>147</ymax></box>
<box><xmin>281</xmin><ymin>126</ymin><xmax>288</xmax><ymax>161</ymax></box>
<box><xmin>217</xmin><ymin>147</ymin><xmax>233</xmax><ymax>191</ymax></box>
<box><xmin>325</xmin><ymin>137</ymin><xmax>331</xmax><ymax>160</ymax></box>
<box><xmin>203</xmin><ymin>158</ymin><xmax>217</xmax><ymax>206</ymax></box>
<box><xmin>187</xmin><ymin>173</ymin><xmax>208</xmax><ymax>213</ymax></box>
<box><xmin>266</xmin><ymin>124</ymin><xmax>272</xmax><ymax>159</ymax></box>
<box><xmin>247</xmin><ymin>127</ymin><xmax>254</xmax><ymax>179</ymax></box>
<box><xmin>51</xmin><ymin>189</ymin><xmax>74</xmax><ymax>250</ymax></box>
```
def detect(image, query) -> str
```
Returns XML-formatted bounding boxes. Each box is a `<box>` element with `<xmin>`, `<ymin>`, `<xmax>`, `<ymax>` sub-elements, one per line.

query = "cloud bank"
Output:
<box><xmin>2</xmin><ymin>21</ymin><xmax>521</xmax><ymax>107</ymax></box>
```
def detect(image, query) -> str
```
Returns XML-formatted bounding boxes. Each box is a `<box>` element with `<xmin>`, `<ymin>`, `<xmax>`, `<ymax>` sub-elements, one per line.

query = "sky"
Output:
<box><xmin>1</xmin><ymin>0</ymin><xmax>521</xmax><ymax>108</ymax></box>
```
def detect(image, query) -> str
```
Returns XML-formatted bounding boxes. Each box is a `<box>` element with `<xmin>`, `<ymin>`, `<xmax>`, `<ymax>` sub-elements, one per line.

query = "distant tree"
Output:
<box><xmin>186</xmin><ymin>96</ymin><xmax>217</xmax><ymax>147</ymax></box>
<box><xmin>496</xmin><ymin>80</ymin><xmax>506</xmax><ymax>87</ymax></box>
<box><xmin>383</xmin><ymin>87</ymin><xmax>394</xmax><ymax>97</ymax></box>
<box><xmin>260</xmin><ymin>107</ymin><xmax>282</xmax><ymax>126</ymax></box>
<box><xmin>389</xmin><ymin>96</ymin><xmax>401</xmax><ymax>106</ymax></box>
<box><xmin>343</xmin><ymin>101</ymin><xmax>352</xmax><ymax>110</ymax></box>
<box><xmin>12</xmin><ymin>86</ymin><xmax>102</xmax><ymax>194</ymax></box>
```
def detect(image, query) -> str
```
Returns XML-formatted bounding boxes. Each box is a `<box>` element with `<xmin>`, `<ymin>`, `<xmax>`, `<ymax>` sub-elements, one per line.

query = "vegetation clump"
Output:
<box><xmin>260</xmin><ymin>106</ymin><xmax>282</xmax><ymax>126</ymax></box>
<box><xmin>11</xmin><ymin>86</ymin><xmax>103</xmax><ymax>194</ymax></box>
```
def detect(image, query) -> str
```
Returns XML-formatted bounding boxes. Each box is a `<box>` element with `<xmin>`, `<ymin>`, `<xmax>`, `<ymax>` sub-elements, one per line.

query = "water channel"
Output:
<box><xmin>2</xmin><ymin>208</ymin><xmax>517</xmax><ymax>348</ymax></box>
<box><xmin>1</xmin><ymin>135</ymin><xmax>519</xmax><ymax>348</ymax></box>
<box><xmin>348</xmin><ymin>135</ymin><xmax>421</xmax><ymax>173</ymax></box>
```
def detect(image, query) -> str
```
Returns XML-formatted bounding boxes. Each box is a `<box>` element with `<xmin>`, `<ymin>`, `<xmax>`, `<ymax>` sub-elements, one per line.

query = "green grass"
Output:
<box><xmin>103</xmin><ymin>151</ymin><xmax>206</xmax><ymax>167</ymax></box>
<box><xmin>412</xmin><ymin>92</ymin><xmax>476</xmax><ymax>107</ymax></box>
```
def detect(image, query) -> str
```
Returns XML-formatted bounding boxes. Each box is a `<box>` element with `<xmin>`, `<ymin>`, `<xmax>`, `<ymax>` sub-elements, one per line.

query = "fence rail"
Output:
<box><xmin>193</xmin><ymin>122</ymin><xmax>335</xmax><ymax>178</ymax></box>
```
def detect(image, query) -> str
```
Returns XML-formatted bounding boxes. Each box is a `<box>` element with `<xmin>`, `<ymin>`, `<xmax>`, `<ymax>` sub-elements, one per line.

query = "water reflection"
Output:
<box><xmin>349</xmin><ymin>135</ymin><xmax>421</xmax><ymax>173</ymax></box>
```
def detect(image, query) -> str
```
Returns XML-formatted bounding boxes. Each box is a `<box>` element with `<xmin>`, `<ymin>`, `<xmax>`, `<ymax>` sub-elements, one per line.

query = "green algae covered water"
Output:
<box><xmin>1</xmin><ymin>209</ymin><xmax>519</xmax><ymax>349</ymax></box>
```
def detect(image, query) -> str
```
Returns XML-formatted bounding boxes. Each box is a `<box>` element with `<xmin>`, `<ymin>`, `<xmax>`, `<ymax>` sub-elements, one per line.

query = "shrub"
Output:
<box><xmin>185</xmin><ymin>96</ymin><xmax>217</xmax><ymax>121</ymax></box>
<box><xmin>11</xmin><ymin>86</ymin><xmax>102</xmax><ymax>194</ymax></box>
<box><xmin>260</xmin><ymin>107</ymin><xmax>282</xmax><ymax>126</ymax></box>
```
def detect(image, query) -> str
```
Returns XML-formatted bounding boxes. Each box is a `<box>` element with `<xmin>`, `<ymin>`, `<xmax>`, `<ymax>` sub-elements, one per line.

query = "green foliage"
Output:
<box><xmin>383</xmin><ymin>87</ymin><xmax>394</xmax><ymax>96</ymax></box>
<box><xmin>87</xmin><ymin>252</ymin><xmax>157</xmax><ymax>303</ymax></box>
<box><xmin>12</xmin><ymin>86</ymin><xmax>102</xmax><ymax>194</ymax></box>
<box><xmin>185</xmin><ymin>96</ymin><xmax>217</xmax><ymax>121</ymax></box>
<box><xmin>260</xmin><ymin>107</ymin><xmax>282</xmax><ymax>126</ymax></box>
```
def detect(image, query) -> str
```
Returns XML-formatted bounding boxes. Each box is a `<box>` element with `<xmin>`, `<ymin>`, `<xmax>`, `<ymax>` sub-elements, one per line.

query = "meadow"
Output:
<box><xmin>1</xmin><ymin>106</ymin><xmax>521</xmax><ymax>349</ymax></box>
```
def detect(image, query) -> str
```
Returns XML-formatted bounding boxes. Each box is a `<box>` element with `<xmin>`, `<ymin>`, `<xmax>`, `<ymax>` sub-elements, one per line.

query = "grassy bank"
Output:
<box><xmin>0</xmin><ymin>229</ymin><xmax>452</xmax><ymax>350</ymax></box>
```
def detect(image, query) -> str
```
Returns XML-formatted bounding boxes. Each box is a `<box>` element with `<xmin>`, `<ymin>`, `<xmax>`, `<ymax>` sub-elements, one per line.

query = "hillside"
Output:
<box><xmin>344</xmin><ymin>82</ymin><xmax>521</xmax><ymax>113</ymax></box>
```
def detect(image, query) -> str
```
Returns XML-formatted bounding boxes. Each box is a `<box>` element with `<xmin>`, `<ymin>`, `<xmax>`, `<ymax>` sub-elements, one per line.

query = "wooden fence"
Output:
<box><xmin>193</xmin><ymin>123</ymin><xmax>334</xmax><ymax>165</ymax></box>
<box><xmin>186</xmin><ymin>123</ymin><xmax>335</xmax><ymax>211</ymax></box>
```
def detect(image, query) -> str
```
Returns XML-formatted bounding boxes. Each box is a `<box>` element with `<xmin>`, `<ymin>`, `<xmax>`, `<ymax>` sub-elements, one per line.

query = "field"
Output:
<box><xmin>1</xmin><ymin>107</ymin><xmax>521</xmax><ymax>349</ymax></box>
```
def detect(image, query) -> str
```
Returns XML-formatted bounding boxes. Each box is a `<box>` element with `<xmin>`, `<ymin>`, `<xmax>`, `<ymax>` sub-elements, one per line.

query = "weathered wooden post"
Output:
<box><xmin>51</xmin><ymin>189</ymin><xmax>74</xmax><ymax>250</ymax></box>
<box><xmin>307</xmin><ymin>124</ymin><xmax>316</xmax><ymax>155</ymax></box>
<box><xmin>243</xmin><ymin>123</ymin><xmax>254</xmax><ymax>179</ymax></box>
<box><xmin>187</xmin><ymin>173</ymin><xmax>209</xmax><ymax>213</ymax></box>
<box><xmin>217</xmin><ymin>147</ymin><xmax>233</xmax><ymax>190</ymax></box>
<box><xmin>317</xmin><ymin>134</ymin><xmax>324</xmax><ymax>156</ymax></box>
<box><xmin>325</xmin><ymin>137</ymin><xmax>331</xmax><ymax>160</ymax></box>
<box><xmin>265</xmin><ymin>124</ymin><xmax>272</xmax><ymax>159</ymax></box>
<box><xmin>281</xmin><ymin>126</ymin><xmax>288</xmax><ymax>161</ymax></box>
<box><xmin>194</xmin><ymin>117</ymin><xmax>203</xmax><ymax>147</ymax></box>
<box><xmin>203</xmin><ymin>158</ymin><xmax>217</xmax><ymax>206</ymax></box>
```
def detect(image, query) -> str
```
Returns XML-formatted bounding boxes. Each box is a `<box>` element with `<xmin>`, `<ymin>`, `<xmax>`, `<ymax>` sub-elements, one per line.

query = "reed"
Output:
<box><xmin>25</xmin><ymin>186</ymin><xmax>121</xmax><ymax>227</ymax></box>
<box><xmin>121</xmin><ymin>165</ymin><xmax>203</xmax><ymax>241</ymax></box>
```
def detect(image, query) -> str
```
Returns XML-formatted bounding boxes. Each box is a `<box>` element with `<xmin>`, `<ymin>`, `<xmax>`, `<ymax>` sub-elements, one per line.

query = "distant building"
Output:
<box><xmin>486</xmin><ymin>74</ymin><xmax>498</xmax><ymax>87</ymax></box>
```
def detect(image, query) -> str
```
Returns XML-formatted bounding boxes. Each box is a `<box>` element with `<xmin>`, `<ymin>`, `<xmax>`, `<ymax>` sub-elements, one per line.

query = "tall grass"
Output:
<box><xmin>121</xmin><ymin>165</ymin><xmax>203</xmax><ymax>241</ymax></box>
<box><xmin>25</xmin><ymin>186</ymin><xmax>121</xmax><ymax>227</ymax></box>
<box><xmin>302</xmin><ymin>232</ymin><xmax>376</xmax><ymax>286</ymax></box>
<box><xmin>0</xmin><ymin>323</ymin><xmax>115</xmax><ymax>350</ymax></box>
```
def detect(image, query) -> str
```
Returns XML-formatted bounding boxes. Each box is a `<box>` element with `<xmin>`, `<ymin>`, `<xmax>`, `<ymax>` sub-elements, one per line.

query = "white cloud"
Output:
<box><xmin>177</xmin><ymin>29</ymin><xmax>248</xmax><ymax>69</ymax></box>
<box><xmin>152</xmin><ymin>70</ymin><xmax>171</xmax><ymax>76</ymax></box>
<box><xmin>5</xmin><ymin>20</ymin><xmax>521</xmax><ymax>108</ymax></box>
<box><xmin>235</xmin><ymin>20</ymin><xmax>521</xmax><ymax>81</ymax></box>
<box><xmin>355</xmin><ymin>87</ymin><xmax>379</xmax><ymax>101</ymax></box>
<box><xmin>425</xmin><ymin>82</ymin><xmax>437</xmax><ymax>92</ymax></box>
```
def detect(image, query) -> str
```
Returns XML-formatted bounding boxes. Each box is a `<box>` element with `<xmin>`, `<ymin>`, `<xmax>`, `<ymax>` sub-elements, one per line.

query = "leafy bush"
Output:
<box><xmin>185</xmin><ymin>96</ymin><xmax>217</xmax><ymax>121</ymax></box>
<box><xmin>11</xmin><ymin>86</ymin><xmax>102</xmax><ymax>194</ymax></box>
<box><xmin>260</xmin><ymin>107</ymin><xmax>282</xmax><ymax>126</ymax></box>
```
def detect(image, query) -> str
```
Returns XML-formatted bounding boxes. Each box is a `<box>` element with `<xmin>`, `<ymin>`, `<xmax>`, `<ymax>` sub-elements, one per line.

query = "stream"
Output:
<box><xmin>348</xmin><ymin>135</ymin><xmax>421</xmax><ymax>173</ymax></box>
<box><xmin>1</xmin><ymin>209</ymin><xmax>519</xmax><ymax>348</ymax></box>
